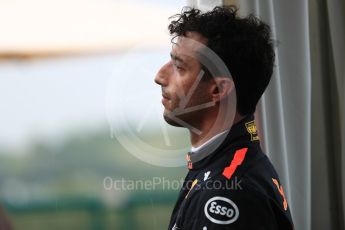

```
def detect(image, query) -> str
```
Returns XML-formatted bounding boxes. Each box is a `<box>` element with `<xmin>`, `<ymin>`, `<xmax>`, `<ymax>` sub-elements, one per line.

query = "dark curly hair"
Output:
<box><xmin>168</xmin><ymin>6</ymin><xmax>275</xmax><ymax>115</ymax></box>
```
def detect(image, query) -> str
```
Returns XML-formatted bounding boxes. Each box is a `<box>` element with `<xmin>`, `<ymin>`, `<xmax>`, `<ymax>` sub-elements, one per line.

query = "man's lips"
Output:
<box><xmin>162</xmin><ymin>93</ymin><xmax>170</xmax><ymax>99</ymax></box>
<box><xmin>162</xmin><ymin>93</ymin><xmax>170</xmax><ymax>106</ymax></box>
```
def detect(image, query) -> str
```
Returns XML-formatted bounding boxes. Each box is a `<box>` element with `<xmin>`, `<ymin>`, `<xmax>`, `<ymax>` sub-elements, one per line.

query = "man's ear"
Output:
<box><xmin>210</xmin><ymin>77</ymin><xmax>234</xmax><ymax>103</ymax></box>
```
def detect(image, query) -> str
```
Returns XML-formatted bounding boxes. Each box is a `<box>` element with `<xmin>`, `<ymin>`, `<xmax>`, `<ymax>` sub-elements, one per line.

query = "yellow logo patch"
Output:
<box><xmin>185</xmin><ymin>179</ymin><xmax>198</xmax><ymax>199</ymax></box>
<box><xmin>245</xmin><ymin>121</ymin><xmax>259</xmax><ymax>141</ymax></box>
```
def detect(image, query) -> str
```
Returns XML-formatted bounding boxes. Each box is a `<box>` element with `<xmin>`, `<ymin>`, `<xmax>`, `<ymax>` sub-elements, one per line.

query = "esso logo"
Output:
<box><xmin>204</xmin><ymin>196</ymin><xmax>239</xmax><ymax>225</ymax></box>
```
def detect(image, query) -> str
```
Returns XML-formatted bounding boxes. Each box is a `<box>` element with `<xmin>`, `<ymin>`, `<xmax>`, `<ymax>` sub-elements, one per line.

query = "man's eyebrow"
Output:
<box><xmin>170</xmin><ymin>53</ymin><xmax>186</xmax><ymax>64</ymax></box>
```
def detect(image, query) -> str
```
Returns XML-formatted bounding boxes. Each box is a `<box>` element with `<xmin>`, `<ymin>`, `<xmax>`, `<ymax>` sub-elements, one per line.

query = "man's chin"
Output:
<box><xmin>163</xmin><ymin>110</ymin><xmax>183</xmax><ymax>127</ymax></box>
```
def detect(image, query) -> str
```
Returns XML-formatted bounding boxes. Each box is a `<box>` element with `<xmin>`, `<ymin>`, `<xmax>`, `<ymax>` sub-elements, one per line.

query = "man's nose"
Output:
<box><xmin>154</xmin><ymin>62</ymin><xmax>171</xmax><ymax>86</ymax></box>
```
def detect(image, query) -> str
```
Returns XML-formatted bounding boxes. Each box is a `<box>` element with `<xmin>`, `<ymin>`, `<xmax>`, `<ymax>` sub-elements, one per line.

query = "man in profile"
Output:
<box><xmin>155</xmin><ymin>6</ymin><xmax>294</xmax><ymax>230</ymax></box>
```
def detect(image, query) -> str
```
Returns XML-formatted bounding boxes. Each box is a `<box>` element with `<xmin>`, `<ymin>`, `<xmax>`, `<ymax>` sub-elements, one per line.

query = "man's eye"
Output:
<box><xmin>173</xmin><ymin>63</ymin><xmax>184</xmax><ymax>71</ymax></box>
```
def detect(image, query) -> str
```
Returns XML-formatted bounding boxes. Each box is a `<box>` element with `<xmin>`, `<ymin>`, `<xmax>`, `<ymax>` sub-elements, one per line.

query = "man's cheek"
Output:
<box><xmin>175</xmin><ymin>79</ymin><xmax>187</xmax><ymax>98</ymax></box>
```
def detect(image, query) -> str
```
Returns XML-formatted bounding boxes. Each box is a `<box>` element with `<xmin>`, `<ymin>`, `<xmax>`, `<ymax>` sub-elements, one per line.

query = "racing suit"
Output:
<box><xmin>168</xmin><ymin>115</ymin><xmax>294</xmax><ymax>230</ymax></box>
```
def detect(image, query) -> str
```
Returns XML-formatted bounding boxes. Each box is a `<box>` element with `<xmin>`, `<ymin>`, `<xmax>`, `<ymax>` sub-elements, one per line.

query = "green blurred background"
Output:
<box><xmin>0</xmin><ymin>128</ymin><xmax>188</xmax><ymax>229</ymax></box>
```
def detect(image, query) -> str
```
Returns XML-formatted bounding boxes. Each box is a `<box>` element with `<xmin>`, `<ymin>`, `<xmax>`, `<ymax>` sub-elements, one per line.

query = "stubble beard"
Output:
<box><xmin>162</xmin><ymin>100</ymin><xmax>209</xmax><ymax>130</ymax></box>
<box><xmin>163</xmin><ymin>110</ymin><xmax>184</xmax><ymax>127</ymax></box>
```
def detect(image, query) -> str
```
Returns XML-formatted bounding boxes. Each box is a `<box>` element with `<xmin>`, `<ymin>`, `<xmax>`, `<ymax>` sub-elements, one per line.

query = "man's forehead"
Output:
<box><xmin>180</xmin><ymin>31</ymin><xmax>208</xmax><ymax>44</ymax></box>
<box><xmin>173</xmin><ymin>33</ymin><xmax>206</xmax><ymax>48</ymax></box>
<box><xmin>171</xmin><ymin>33</ymin><xmax>207</xmax><ymax>60</ymax></box>
<box><xmin>171</xmin><ymin>45</ymin><xmax>196</xmax><ymax>65</ymax></box>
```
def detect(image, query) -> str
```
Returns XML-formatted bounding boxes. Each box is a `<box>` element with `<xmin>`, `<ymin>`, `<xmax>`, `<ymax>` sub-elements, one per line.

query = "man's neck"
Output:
<box><xmin>190</xmin><ymin>112</ymin><xmax>244</xmax><ymax>147</ymax></box>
